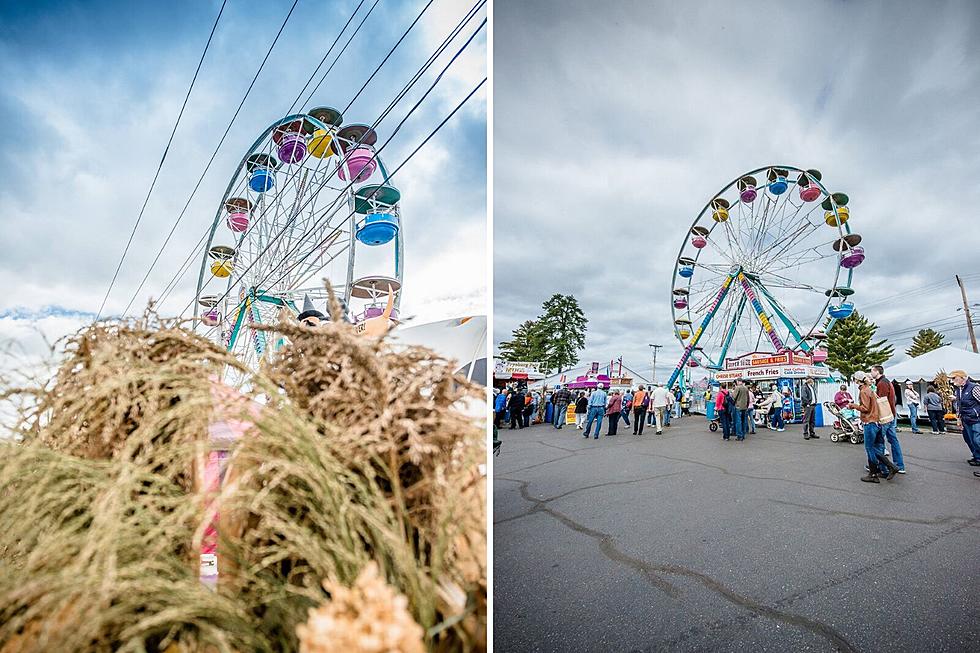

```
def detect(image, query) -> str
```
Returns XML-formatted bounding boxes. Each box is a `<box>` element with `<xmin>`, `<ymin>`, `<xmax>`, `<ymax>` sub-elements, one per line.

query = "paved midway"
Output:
<box><xmin>494</xmin><ymin>416</ymin><xmax>980</xmax><ymax>652</ymax></box>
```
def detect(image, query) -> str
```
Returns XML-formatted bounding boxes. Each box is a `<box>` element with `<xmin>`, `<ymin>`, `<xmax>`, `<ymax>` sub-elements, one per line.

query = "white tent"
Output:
<box><xmin>886</xmin><ymin>345</ymin><xmax>980</xmax><ymax>382</ymax></box>
<box><xmin>389</xmin><ymin>315</ymin><xmax>487</xmax><ymax>385</ymax></box>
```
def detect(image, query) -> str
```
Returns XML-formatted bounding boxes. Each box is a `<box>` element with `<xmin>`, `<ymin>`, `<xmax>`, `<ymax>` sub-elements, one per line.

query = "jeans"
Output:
<box><xmin>720</xmin><ymin>410</ymin><xmax>732</xmax><ymax>439</ymax></box>
<box><xmin>633</xmin><ymin>408</ymin><xmax>647</xmax><ymax>434</ymax></box>
<box><xmin>771</xmin><ymin>408</ymin><xmax>784</xmax><ymax>430</ymax></box>
<box><xmin>733</xmin><ymin>408</ymin><xmax>748</xmax><ymax>439</ymax></box>
<box><xmin>621</xmin><ymin>409</ymin><xmax>631</xmax><ymax>426</ymax></box>
<box><xmin>927</xmin><ymin>409</ymin><xmax>945</xmax><ymax>432</ymax></box>
<box><xmin>607</xmin><ymin>411</ymin><xmax>620</xmax><ymax>435</ymax></box>
<box><xmin>584</xmin><ymin>405</ymin><xmax>604</xmax><ymax>437</ymax></box>
<box><xmin>863</xmin><ymin>422</ymin><xmax>886</xmax><ymax>474</ymax></box>
<box><xmin>962</xmin><ymin>420</ymin><xmax>980</xmax><ymax>461</ymax></box>
<box><xmin>748</xmin><ymin>407</ymin><xmax>756</xmax><ymax>433</ymax></box>
<box><xmin>647</xmin><ymin>409</ymin><xmax>655</xmax><ymax>426</ymax></box>
<box><xmin>908</xmin><ymin>403</ymin><xmax>921</xmax><ymax>432</ymax></box>
<box><xmin>664</xmin><ymin>406</ymin><xmax>671</xmax><ymax>426</ymax></box>
<box><xmin>882</xmin><ymin>418</ymin><xmax>905</xmax><ymax>470</ymax></box>
<box><xmin>553</xmin><ymin>403</ymin><xmax>568</xmax><ymax>428</ymax></box>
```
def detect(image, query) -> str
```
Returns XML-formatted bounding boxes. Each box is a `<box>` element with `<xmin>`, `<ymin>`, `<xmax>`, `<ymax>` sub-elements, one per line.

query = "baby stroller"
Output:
<box><xmin>824</xmin><ymin>402</ymin><xmax>863</xmax><ymax>444</ymax></box>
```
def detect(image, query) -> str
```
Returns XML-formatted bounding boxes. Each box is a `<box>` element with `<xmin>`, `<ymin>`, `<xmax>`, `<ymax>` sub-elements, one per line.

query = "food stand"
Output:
<box><xmin>713</xmin><ymin>351</ymin><xmax>831</xmax><ymax>424</ymax></box>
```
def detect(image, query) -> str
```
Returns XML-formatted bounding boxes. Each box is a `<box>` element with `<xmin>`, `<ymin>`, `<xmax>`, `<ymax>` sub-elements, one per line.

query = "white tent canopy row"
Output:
<box><xmin>885</xmin><ymin>346</ymin><xmax>980</xmax><ymax>382</ymax></box>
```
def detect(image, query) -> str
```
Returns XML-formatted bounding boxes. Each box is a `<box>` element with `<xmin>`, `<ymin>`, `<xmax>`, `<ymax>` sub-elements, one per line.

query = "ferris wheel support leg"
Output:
<box><xmin>226</xmin><ymin>298</ymin><xmax>248</xmax><ymax>353</ymax></box>
<box><xmin>716</xmin><ymin>294</ymin><xmax>748</xmax><ymax>367</ymax></box>
<box><xmin>666</xmin><ymin>270</ymin><xmax>739</xmax><ymax>389</ymax></box>
<box><xmin>737</xmin><ymin>272</ymin><xmax>785</xmax><ymax>352</ymax></box>
<box><xmin>756</xmin><ymin>283</ymin><xmax>810</xmax><ymax>352</ymax></box>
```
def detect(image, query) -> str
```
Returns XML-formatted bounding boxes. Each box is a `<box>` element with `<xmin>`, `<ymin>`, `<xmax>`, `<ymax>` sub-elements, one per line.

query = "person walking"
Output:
<box><xmin>923</xmin><ymin>384</ymin><xmax>946</xmax><ymax>434</ymax></box>
<box><xmin>850</xmin><ymin>372</ymin><xmax>900</xmax><ymax>483</ymax></box>
<box><xmin>871</xmin><ymin>365</ymin><xmax>904</xmax><ymax>473</ymax></box>
<box><xmin>904</xmin><ymin>382</ymin><xmax>922</xmax><ymax>434</ymax></box>
<box><xmin>651</xmin><ymin>383</ymin><xmax>671</xmax><ymax>435</ymax></box>
<box><xmin>574</xmin><ymin>392</ymin><xmax>588</xmax><ymax>429</ymax></box>
<box><xmin>715</xmin><ymin>384</ymin><xmax>733</xmax><ymax>440</ymax></box>
<box><xmin>494</xmin><ymin>389</ymin><xmax>507</xmax><ymax>428</ymax></box>
<box><xmin>508</xmin><ymin>388</ymin><xmax>525</xmax><ymax>430</ymax></box>
<box><xmin>621</xmin><ymin>389</ymin><xmax>633</xmax><ymax>427</ymax></box>
<box><xmin>583</xmin><ymin>386</ymin><xmax>609</xmax><ymax>439</ymax></box>
<box><xmin>950</xmin><ymin>370</ymin><xmax>980</xmax><ymax>466</ymax></box>
<box><xmin>731</xmin><ymin>379</ymin><xmax>750</xmax><ymax>441</ymax></box>
<box><xmin>552</xmin><ymin>384</ymin><xmax>572</xmax><ymax>429</ymax></box>
<box><xmin>606</xmin><ymin>390</ymin><xmax>622</xmax><ymax>436</ymax></box>
<box><xmin>523</xmin><ymin>391</ymin><xmax>536</xmax><ymax>428</ymax></box>
<box><xmin>632</xmin><ymin>385</ymin><xmax>648</xmax><ymax>435</ymax></box>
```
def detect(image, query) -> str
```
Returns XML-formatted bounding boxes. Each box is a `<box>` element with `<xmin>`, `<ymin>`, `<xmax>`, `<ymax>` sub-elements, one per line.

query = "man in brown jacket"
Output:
<box><xmin>850</xmin><ymin>372</ymin><xmax>899</xmax><ymax>483</ymax></box>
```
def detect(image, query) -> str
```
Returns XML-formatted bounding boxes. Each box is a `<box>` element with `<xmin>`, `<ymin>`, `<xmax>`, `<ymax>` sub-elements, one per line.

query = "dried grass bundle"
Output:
<box><xmin>0</xmin><ymin>308</ymin><xmax>486</xmax><ymax>653</ymax></box>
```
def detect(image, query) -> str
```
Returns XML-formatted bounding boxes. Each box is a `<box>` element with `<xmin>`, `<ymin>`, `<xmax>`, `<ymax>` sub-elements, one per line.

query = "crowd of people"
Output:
<box><xmin>493</xmin><ymin>367</ymin><xmax>980</xmax><ymax>483</ymax></box>
<box><xmin>492</xmin><ymin>383</ymin><xmax>691</xmax><ymax>439</ymax></box>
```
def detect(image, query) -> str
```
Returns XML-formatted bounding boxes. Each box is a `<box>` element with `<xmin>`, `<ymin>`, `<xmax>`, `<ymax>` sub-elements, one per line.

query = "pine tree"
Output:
<box><xmin>536</xmin><ymin>294</ymin><xmax>588</xmax><ymax>373</ymax></box>
<box><xmin>825</xmin><ymin>311</ymin><xmax>894</xmax><ymax>379</ymax></box>
<box><xmin>906</xmin><ymin>328</ymin><xmax>947</xmax><ymax>358</ymax></box>
<box><xmin>498</xmin><ymin>320</ymin><xmax>547</xmax><ymax>362</ymax></box>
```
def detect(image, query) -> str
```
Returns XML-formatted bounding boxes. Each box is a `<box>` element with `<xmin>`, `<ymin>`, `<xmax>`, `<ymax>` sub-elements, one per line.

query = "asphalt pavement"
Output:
<box><xmin>493</xmin><ymin>415</ymin><xmax>980</xmax><ymax>652</ymax></box>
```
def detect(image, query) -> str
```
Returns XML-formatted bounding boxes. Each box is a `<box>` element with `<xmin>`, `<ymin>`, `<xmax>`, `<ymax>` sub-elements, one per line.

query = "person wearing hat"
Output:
<box><xmin>904</xmin><ymin>381</ymin><xmax>923</xmax><ymax>434</ymax></box>
<box><xmin>950</xmin><ymin>370</ymin><xmax>980</xmax><ymax>466</ymax></box>
<box><xmin>850</xmin><ymin>372</ymin><xmax>900</xmax><ymax>483</ymax></box>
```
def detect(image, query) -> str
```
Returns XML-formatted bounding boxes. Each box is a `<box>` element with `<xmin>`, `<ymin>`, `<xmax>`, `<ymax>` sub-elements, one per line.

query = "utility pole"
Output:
<box><xmin>956</xmin><ymin>274</ymin><xmax>978</xmax><ymax>353</ymax></box>
<box><xmin>648</xmin><ymin>344</ymin><xmax>662</xmax><ymax>384</ymax></box>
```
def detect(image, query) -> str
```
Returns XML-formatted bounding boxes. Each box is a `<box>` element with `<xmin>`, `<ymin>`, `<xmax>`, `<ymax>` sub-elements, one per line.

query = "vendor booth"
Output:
<box><xmin>493</xmin><ymin>359</ymin><xmax>546</xmax><ymax>390</ymax></box>
<box><xmin>885</xmin><ymin>345</ymin><xmax>980</xmax><ymax>420</ymax></box>
<box><xmin>714</xmin><ymin>351</ymin><xmax>831</xmax><ymax>424</ymax></box>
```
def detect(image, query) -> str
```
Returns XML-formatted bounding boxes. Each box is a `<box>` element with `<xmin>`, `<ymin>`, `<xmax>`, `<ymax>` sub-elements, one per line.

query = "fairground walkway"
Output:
<box><xmin>493</xmin><ymin>416</ymin><xmax>980</xmax><ymax>652</ymax></box>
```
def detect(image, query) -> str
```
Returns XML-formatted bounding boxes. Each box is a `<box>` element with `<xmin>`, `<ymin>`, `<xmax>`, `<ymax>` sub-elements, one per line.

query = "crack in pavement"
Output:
<box><xmin>630</xmin><ymin>450</ymin><xmax>914</xmax><ymax>503</ymax></box>
<box><xmin>663</xmin><ymin>511</ymin><xmax>980</xmax><ymax>650</ymax></box>
<box><xmin>491</xmin><ymin>472</ymin><xmax>687</xmax><ymax>525</ymax></box>
<box><xmin>514</xmin><ymin>482</ymin><xmax>859</xmax><ymax>652</ymax></box>
<box><xmin>767</xmin><ymin>498</ymin><xmax>975</xmax><ymax>526</ymax></box>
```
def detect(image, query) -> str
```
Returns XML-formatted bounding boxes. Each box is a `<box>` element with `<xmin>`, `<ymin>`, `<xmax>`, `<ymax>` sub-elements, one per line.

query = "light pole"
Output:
<box><xmin>648</xmin><ymin>344</ymin><xmax>662</xmax><ymax>385</ymax></box>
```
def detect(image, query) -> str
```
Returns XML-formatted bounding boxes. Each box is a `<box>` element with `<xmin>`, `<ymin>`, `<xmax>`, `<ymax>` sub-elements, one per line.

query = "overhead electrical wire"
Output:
<box><xmin>152</xmin><ymin>0</ymin><xmax>471</xmax><ymax>313</ymax></box>
<box><xmin>161</xmin><ymin>0</ymin><xmax>485</xmax><ymax>314</ymax></box>
<box><xmin>123</xmin><ymin>0</ymin><xmax>374</xmax><ymax>316</ymax></box>
<box><xmin>94</xmin><ymin>0</ymin><xmax>229</xmax><ymax>320</ymax></box>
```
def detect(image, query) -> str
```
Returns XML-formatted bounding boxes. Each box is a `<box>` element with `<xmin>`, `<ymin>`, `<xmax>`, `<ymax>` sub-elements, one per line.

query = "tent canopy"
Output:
<box><xmin>389</xmin><ymin>315</ymin><xmax>487</xmax><ymax>385</ymax></box>
<box><xmin>886</xmin><ymin>345</ymin><xmax>980</xmax><ymax>382</ymax></box>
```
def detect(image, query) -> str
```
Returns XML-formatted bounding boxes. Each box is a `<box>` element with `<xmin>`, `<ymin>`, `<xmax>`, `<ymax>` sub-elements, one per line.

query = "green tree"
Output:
<box><xmin>536</xmin><ymin>294</ymin><xmax>588</xmax><ymax>373</ymax></box>
<box><xmin>498</xmin><ymin>320</ymin><xmax>547</xmax><ymax>362</ymax></box>
<box><xmin>906</xmin><ymin>328</ymin><xmax>947</xmax><ymax>358</ymax></box>
<box><xmin>825</xmin><ymin>311</ymin><xmax>894</xmax><ymax>379</ymax></box>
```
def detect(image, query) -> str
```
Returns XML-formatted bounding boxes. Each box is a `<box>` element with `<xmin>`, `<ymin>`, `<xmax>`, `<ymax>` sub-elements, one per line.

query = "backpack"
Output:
<box><xmin>724</xmin><ymin>391</ymin><xmax>736</xmax><ymax>412</ymax></box>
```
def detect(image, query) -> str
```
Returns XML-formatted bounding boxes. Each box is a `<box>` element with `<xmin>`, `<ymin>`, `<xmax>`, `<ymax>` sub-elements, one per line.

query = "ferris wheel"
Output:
<box><xmin>194</xmin><ymin>106</ymin><xmax>404</xmax><ymax>376</ymax></box>
<box><xmin>666</xmin><ymin>165</ymin><xmax>863</xmax><ymax>387</ymax></box>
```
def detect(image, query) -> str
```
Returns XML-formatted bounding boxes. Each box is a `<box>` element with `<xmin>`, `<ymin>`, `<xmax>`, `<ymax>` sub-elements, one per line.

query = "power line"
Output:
<box><xmin>95</xmin><ymin>0</ymin><xmax>229</xmax><ymax>320</ymax></box>
<box><xmin>225</xmin><ymin>18</ymin><xmax>487</xmax><ymax>310</ymax></box>
<box><xmin>174</xmin><ymin>4</ymin><xmax>487</xmax><ymax>317</ymax></box>
<box><xmin>123</xmin><ymin>0</ymin><xmax>373</xmax><ymax>316</ymax></box>
<box><xmin>153</xmin><ymin>0</ymin><xmax>475</xmax><ymax>313</ymax></box>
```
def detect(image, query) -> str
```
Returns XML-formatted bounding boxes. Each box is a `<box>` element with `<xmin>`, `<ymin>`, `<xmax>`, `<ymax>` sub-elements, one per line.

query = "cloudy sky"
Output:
<box><xmin>493</xmin><ymin>0</ymin><xmax>980</xmax><ymax>381</ymax></box>
<box><xmin>0</xmin><ymin>0</ymin><xmax>486</xmax><ymax>365</ymax></box>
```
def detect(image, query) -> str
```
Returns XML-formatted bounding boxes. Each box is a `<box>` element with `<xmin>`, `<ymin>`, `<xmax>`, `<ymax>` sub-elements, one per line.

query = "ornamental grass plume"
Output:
<box><xmin>0</xmin><ymin>300</ymin><xmax>486</xmax><ymax>653</ymax></box>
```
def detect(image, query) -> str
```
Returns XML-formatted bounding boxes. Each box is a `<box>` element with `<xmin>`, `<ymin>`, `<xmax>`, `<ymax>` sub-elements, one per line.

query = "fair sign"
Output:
<box><xmin>716</xmin><ymin>366</ymin><xmax>830</xmax><ymax>381</ymax></box>
<box><xmin>724</xmin><ymin>351</ymin><xmax>813</xmax><ymax>370</ymax></box>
